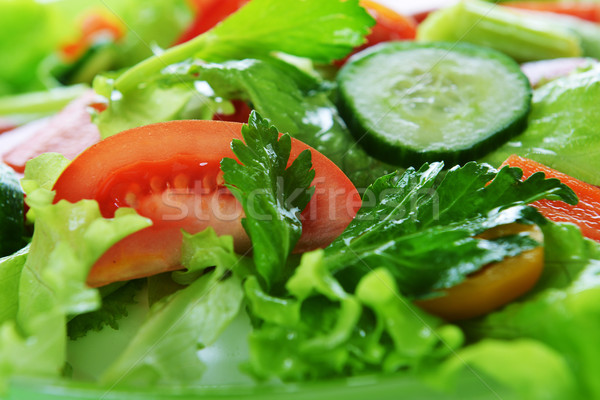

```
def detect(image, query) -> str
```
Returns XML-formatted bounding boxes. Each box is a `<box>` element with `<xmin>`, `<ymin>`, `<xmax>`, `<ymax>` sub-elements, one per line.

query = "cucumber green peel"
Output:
<box><xmin>337</xmin><ymin>41</ymin><xmax>532</xmax><ymax>168</ymax></box>
<box><xmin>0</xmin><ymin>163</ymin><xmax>27</xmax><ymax>257</ymax></box>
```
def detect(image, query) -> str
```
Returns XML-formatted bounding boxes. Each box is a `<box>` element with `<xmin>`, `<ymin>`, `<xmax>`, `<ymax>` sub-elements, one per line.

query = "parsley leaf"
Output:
<box><xmin>221</xmin><ymin>111</ymin><xmax>315</xmax><ymax>289</ymax></box>
<box><xmin>67</xmin><ymin>280</ymin><xmax>144</xmax><ymax>340</ymax></box>
<box><xmin>325</xmin><ymin>162</ymin><xmax>577</xmax><ymax>298</ymax></box>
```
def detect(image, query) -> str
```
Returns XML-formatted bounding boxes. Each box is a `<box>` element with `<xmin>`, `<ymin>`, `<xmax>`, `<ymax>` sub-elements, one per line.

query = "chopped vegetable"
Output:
<box><xmin>221</xmin><ymin>112</ymin><xmax>316</xmax><ymax>289</ymax></box>
<box><xmin>2</xmin><ymin>91</ymin><xmax>102</xmax><ymax>172</ymax></box>
<box><xmin>324</xmin><ymin>161</ymin><xmax>575</xmax><ymax>299</ymax></box>
<box><xmin>337</xmin><ymin>41</ymin><xmax>532</xmax><ymax>167</ymax></box>
<box><xmin>501</xmin><ymin>155</ymin><xmax>600</xmax><ymax>242</ymax></box>
<box><xmin>503</xmin><ymin>2</ymin><xmax>600</xmax><ymax>23</ymax></box>
<box><xmin>0</xmin><ymin>164</ymin><xmax>27</xmax><ymax>257</ymax></box>
<box><xmin>483</xmin><ymin>63</ymin><xmax>600</xmax><ymax>186</ymax></box>
<box><xmin>521</xmin><ymin>57</ymin><xmax>594</xmax><ymax>88</ymax></box>
<box><xmin>52</xmin><ymin>117</ymin><xmax>358</xmax><ymax>287</ymax></box>
<box><xmin>415</xmin><ymin>223</ymin><xmax>545</xmax><ymax>321</ymax></box>
<box><xmin>417</xmin><ymin>0</ymin><xmax>582</xmax><ymax>62</ymax></box>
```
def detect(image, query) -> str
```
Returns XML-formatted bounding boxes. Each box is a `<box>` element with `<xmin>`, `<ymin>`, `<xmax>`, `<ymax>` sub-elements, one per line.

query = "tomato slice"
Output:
<box><xmin>502</xmin><ymin>155</ymin><xmax>600</xmax><ymax>242</ymax></box>
<box><xmin>335</xmin><ymin>1</ymin><xmax>417</xmax><ymax>66</ymax></box>
<box><xmin>360</xmin><ymin>0</ymin><xmax>417</xmax><ymax>45</ymax></box>
<box><xmin>53</xmin><ymin>120</ymin><xmax>360</xmax><ymax>287</ymax></box>
<box><xmin>2</xmin><ymin>91</ymin><xmax>102</xmax><ymax>173</ymax></box>
<box><xmin>415</xmin><ymin>223</ymin><xmax>545</xmax><ymax>321</ymax></box>
<box><xmin>174</xmin><ymin>0</ymin><xmax>250</xmax><ymax>45</ymax></box>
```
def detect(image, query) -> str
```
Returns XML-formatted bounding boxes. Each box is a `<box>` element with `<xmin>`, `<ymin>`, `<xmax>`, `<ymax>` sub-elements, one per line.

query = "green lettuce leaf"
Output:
<box><xmin>95</xmin><ymin>0</ymin><xmax>388</xmax><ymax>187</ymax></box>
<box><xmin>483</xmin><ymin>65</ymin><xmax>600</xmax><ymax>185</ymax></box>
<box><xmin>0</xmin><ymin>246</ymin><xmax>29</xmax><ymax>325</ymax></box>
<box><xmin>100</xmin><ymin>228</ymin><xmax>244</xmax><ymax>387</ymax></box>
<box><xmin>433</xmin><ymin>339</ymin><xmax>580</xmax><ymax>400</ymax></box>
<box><xmin>0</xmin><ymin>189</ymin><xmax>150</xmax><ymax>394</ymax></box>
<box><xmin>325</xmin><ymin>162</ymin><xmax>576</xmax><ymax>298</ymax></box>
<box><xmin>245</xmin><ymin>250</ymin><xmax>461</xmax><ymax>381</ymax></box>
<box><xmin>221</xmin><ymin>112</ymin><xmax>314</xmax><ymax>289</ymax></box>
<box><xmin>463</xmin><ymin>222</ymin><xmax>600</xmax><ymax>398</ymax></box>
<box><xmin>0</xmin><ymin>0</ymin><xmax>191</xmax><ymax>95</ymax></box>
<box><xmin>0</xmin><ymin>0</ymin><xmax>66</xmax><ymax>95</ymax></box>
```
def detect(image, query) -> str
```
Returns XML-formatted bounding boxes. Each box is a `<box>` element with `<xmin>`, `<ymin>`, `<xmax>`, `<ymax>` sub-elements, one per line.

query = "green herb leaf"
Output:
<box><xmin>221</xmin><ymin>111</ymin><xmax>314</xmax><ymax>289</ymax></box>
<box><xmin>325</xmin><ymin>162</ymin><xmax>577</xmax><ymax>298</ymax></box>
<box><xmin>67</xmin><ymin>280</ymin><xmax>144</xmax><ymax>340</ymax></box>
<box><xmin>114</xmin><ymin>0</ymin><xmax>374</xmax><ymax>93</ymax></box>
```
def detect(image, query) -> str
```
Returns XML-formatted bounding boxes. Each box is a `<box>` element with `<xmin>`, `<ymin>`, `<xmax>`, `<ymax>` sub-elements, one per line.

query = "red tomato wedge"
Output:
<box><xmin>503</xmin><ymin>2</ymin><xmax>600</xmax><ymax>23</ymax></box>
<box><xmin>2</xmin><ymin>91</ymin><xmax>102</xmax><ymax>173</ymax></box>
<box><xmin>360</xmin><ymin>0</ymin><xmax>417</xmax><ymax>45</ymax></box>
<box><xmin>502</xmin><ymin>155</ymin><xmax>600</xmax><ymax>242</ymax></box>
<box><xmin>175</xmin><ymin>0</ymin><xmax>250</xmax><ymax>45</ymax></box>
<box><xmin>53</xmin><ymin>120</ymin><xmax>360</xmax><ymax>287</ymax></box>
<box><xmin>336</xmin><ymin>0</ymin><xmax>417</xmax><ymax>65</ymax></box>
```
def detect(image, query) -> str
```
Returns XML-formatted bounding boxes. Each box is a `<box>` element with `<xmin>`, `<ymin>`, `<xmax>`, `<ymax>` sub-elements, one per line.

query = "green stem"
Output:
<box><xmin>114</xmin><ymin>34</ymin><xmax>213</xmax><ymax>93</ymax></box>
<box><xmin>417</xmin><ymin>0</ymin><xmax>582</xmax><ymax>62</ymax></box>
<box><xmin>0</xmin><ymin>84</ymin><xmax>88</xmax><ymax>116</ymax></box>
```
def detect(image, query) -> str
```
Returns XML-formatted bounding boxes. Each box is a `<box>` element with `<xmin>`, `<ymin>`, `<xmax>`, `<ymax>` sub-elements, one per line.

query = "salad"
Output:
<box><xmin>1</xmin><ymin>0</ymin><xmax>600</xmax><ymax>399</ymax></box>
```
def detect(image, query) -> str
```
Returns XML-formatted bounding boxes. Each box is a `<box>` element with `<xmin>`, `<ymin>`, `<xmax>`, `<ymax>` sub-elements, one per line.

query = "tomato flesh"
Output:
<box><xmin>53</xmin><ymin>120</ymin><xmax>360</xmax><ymax>287</ymax></box>
<box><xmin>415</xmin><ymin>224</ymin><xmax>544</xmax><ymax>321</ymax></box>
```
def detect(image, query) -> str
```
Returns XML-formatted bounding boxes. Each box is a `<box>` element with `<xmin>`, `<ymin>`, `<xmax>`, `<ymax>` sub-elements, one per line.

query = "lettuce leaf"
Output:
<box><xmin>100</xmin><ymin>228</ymin><xmax>244</xmax><ymax>387</ymax></box>
<box><xmin>245</xmin><ymin>250</ymin><xmax>461</xmax><ymax>381</ymax></box>
<box><xmin>0</xmin><ymin>246</ymin><xmax>29</xmax><ymax>325</ymax></box>
<box><xmin>462</xmin><ymin>222</ymin><xmax>600</xmax><ymax>398</ymax></box>
<box><xmin>483</xmin><ymin>65</ymin><xmax>600</xmax><ymax>186</ymax></box>
<box><xmin>433</xmin><ymin>339</ymin><xmax>580</xmax><ymax>400</ymax></box>
<box><xmin>0</xmin><ymin>158</ymin><xmax>151</xmax><ymax>394</ymax></box>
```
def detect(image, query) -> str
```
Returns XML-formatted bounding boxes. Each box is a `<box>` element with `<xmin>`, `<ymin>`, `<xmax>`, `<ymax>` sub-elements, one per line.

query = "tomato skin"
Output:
<box><xmin>174</xmin><ymin>0</ymin><xmax>250</xmax><ymax>45</ymax></box>
<box><xmin>61</xmin><ymin>13</ymin><xmax>124</xmax><ymax>61</ymax></box>
<box><xmin>335</xmin><ymin>1</ymin><xmax>416</xmax><ymax>66</ymax></box>
<box><xmin>53</xmin><ymin>120</ymin><xmax>360</xmax><ymax>287</ymax></box>
<box><xmin>360</xmin><ymin>0</ymin><xmax>417</xmax><ymax>46</ymax></box>
<box><xmin>415</xmin><ymin>224</ymin><xmax>545</xmax><ymax>321</ymax></box>
<box><xmin>2</xmin><ymin>91</ymin><xmax>102</xmax><ymax>173</ymax></box>
<box><xmin>502</xmin><ymin>155</ymin><xmax>600</xmax><ymax>242</ymax></box>
<box><xmin>213</xmin><ymin>99</ymin><xmax>253</xmax><ymax>123</ymax></box>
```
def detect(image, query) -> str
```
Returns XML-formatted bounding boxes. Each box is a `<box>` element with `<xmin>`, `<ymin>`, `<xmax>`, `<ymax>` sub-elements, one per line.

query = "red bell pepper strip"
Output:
<box><xmin>502</xmin><ymin>155</ymin><xmax>600</xmax><ymax>242</ymax></box>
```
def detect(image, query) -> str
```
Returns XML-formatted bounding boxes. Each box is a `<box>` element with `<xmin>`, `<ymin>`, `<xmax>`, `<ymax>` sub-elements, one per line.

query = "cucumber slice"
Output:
<box><xmin>337</xmin><ymin>41</ymin><xmax>532</xmax><ymax>167</ymax></box>
<box><xmin>0</xmin><ymin>163</ymin><xmax>26</xmax><ymax>257</ymax></box>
